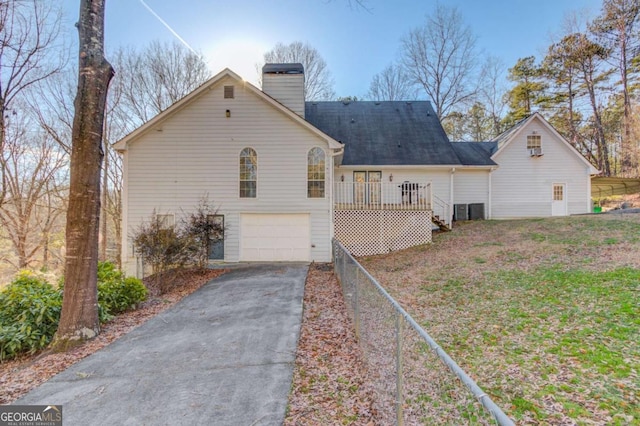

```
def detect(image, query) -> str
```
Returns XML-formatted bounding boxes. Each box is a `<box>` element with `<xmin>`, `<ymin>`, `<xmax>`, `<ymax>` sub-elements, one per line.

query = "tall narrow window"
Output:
<box><xmin>308</xmin><ymin>147</ymin><xmax>325</xmax><ymax>198</ymax></box>
<box><xmin>240</xmin><ymin>148</ymin><xmax>257</xmax><ymax>198</ymax></box>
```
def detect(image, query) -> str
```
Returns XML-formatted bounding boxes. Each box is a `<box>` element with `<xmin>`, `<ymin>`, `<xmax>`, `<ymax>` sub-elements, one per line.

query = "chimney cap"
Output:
<box><xmin>262</xmin><ymin>63</ymin><xmax>304</xmax><ymax>74</ymax></box>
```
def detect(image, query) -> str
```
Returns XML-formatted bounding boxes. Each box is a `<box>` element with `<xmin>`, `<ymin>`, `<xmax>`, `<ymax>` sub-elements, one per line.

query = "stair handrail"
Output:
<box><xmin>432</xmin><ymin>193</ymin><xmax>451</xmax><ymax>226</ymax></box>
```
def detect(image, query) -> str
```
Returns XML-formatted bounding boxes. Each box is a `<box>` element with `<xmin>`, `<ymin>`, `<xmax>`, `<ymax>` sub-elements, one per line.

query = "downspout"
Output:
<box><xmin>449</xmin><ymin>168</ymin><xmax>455</xmax><ymax>225</ymax></box>
<box><xmin>586</xmin><ymin>166</ymin><xmax>592</xmax><ymax>213</ymax></box>
<box><xmin>488</xmin><ymin>167</ymin><xmax>495</xmax><ymax>219</ymax></box>
<box><xmin>329</xmin><ymin>146</ymin><xmax>344</xmax><ymax>259</ymax></box>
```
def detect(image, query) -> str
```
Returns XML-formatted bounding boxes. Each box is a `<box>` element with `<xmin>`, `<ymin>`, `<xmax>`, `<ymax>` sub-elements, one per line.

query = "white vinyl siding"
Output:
<box><xmin>123</xmin><ymin>76</ymin><xmax>332</xmax><ymax>267</ymax></box>
<box><xmin>491</xmin><ymin>117</ymin><xmax>592</xmax><ymax>219</ymax></box>
<box><xmin>335</xmin><ymin>168</ymin><xmax>451</xmax><ymax>199</ymax></box>
<box><xmin>335</xmin><ymin>166</ymin><xmax>453</xmax><ymax>222</ymax></box>
<box><xmin>454</xmin><ymin>169</ymin><xmax>491</xmax><ymax>213</ymax></box>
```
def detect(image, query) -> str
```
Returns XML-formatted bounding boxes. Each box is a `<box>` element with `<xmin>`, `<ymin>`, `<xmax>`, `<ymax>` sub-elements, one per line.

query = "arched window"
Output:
<box><xmin>307</xmin><ymin>147</ymin><xmax>325</xmax><ymax>198</ymax></box>
<box><xmin>239</xmin><ymin>148</ymin><xmax>257</xmax><ymax>198</ymax></box>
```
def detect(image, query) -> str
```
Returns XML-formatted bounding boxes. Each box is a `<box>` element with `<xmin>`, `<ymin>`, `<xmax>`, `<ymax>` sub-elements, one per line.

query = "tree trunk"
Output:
<box><xmin>114</xmin><ymin>200</ymin><xmax>122</xmax><ymax>268</ymax></box>
<box><xmin>618</xmin><ymin>29</ymin><xmax>635</xmax><ymax>177</ymax></box>
<box><xmin>42</xmin><ymin>231</ymin><xmax>49</xmax><ymax>270</ymax></box>
<box><xmin>52</xmin><ymin>0</ymin><xmax>113</xmax><ymax>350</ymax></box>
<box><xmin>0</xmin><ymin>109</ymin><xmax>6</xmax><ymax>209</ymax></box>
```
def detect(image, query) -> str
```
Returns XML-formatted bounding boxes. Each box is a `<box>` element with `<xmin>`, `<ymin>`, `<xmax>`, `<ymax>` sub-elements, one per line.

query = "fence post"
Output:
<box><xmin>340</xmin><ymin>241</ymin><xmax>347</xmax><ymax>282</ymax></box>
<box><xmin>354</xmin><ymin>267</ymin><xmax>360</xmax><ymax>340</ymax></box>
<box><xmin>396</xmin><ymin>311</ymin><xmax>404</xmax><ymax>426</ymax></box>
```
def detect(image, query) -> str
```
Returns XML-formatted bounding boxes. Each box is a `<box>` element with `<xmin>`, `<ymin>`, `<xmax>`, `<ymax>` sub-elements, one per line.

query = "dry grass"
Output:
<box><xmin>359</xmin><ymin>214</ymin><xmax>640</xmax><ymax>425</ymax></box>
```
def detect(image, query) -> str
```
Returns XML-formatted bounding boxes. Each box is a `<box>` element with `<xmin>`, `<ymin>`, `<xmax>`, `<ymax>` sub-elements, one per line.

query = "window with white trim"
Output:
<box><xmin>527</xmin><ymin>134</ymin><xmax>541</xmax><ymax>150</ymax></box>
<box><xmin>307</xmin><ymin>147</ymin><xmax>325</xmax><ymax>198</ymax></box>
<box><xmin>239</xmin><ymin>148</ymin><xmax>257</xmax><ymax>198</ymax></box>
<box><xmin>156</xmin><ymin>213</ymin><xmax>175</xmax><ymax>229</ymax></box>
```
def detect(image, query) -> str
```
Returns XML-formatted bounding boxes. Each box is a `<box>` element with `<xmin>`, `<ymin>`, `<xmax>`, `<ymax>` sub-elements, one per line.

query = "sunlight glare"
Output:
<box><xmin>205</xmin><ymin>38</ymin><xmax>268</xmax><ymax>86</ymax></box>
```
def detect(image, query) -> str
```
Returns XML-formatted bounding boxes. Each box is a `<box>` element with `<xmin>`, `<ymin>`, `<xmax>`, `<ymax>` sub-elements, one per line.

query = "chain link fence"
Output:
<box><xmin>333</xmin><ymin>239</ymin><xmax>515</xmax><ymax>425</ymax></box>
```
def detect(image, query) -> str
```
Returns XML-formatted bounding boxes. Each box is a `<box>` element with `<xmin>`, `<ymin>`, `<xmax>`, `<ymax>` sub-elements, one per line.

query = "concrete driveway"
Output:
<box><xmin>17</xmin><ymin>263</ymin><xmax>308</xmax><ymax>426</ymax></box>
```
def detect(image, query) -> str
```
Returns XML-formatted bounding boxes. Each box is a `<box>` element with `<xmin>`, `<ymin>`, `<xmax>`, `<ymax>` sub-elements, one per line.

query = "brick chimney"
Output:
<box><xmin>262</xmin><ymin>63</ymin><xmax>305</xmax><ymax>118</ymax></box>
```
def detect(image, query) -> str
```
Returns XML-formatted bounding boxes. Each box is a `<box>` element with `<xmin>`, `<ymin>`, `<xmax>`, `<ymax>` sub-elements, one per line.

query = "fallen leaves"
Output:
<box><xmin>284</xmin><ymin>263</ymin><xmax>378</xmax><ymax>425</ymax></box>
<box><xmin>2</xmin><ymin>264</ymin><xmax>378</xmax><ymax>425</ymax></box>
<box><xmin>0</xmin><ymin>267</ymin><xmax>225</xmax><ymax>404</ymax></box>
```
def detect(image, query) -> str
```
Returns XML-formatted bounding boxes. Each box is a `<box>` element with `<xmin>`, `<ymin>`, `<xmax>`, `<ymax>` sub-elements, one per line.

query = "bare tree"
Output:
<box><xmin>0</xmin><ymin>0</ymin><xmax>64</xmax><ymax>207</ymax></box>
<box><xmin>97</xmin><ymin>41</ymin><xmax>210</xmax><ymax>263</ymax></box>
<box><xmin>30</xmin><ymin>68</ymin><xmax>76</xmax><ymax>154</ymax></box>
<box><xmin>103</xmin><ymin>146</ymin><xmax>122</xmax><ymax>265</ymax></box>
<box><xmin>0</xmin><ymin>116</ymin><xmax>67</xmax><ymax>269</ymax></box>
<box><xmin>367</xmin><ymin>63</ymin><xmax>417</xmax><ymax>101</ymax></box>
<box><xmin>115</xmin><ymin>41</ymin><xmax>211</xmax><ymax>123</ymax></box>
<box><xmin>53</xmin><ymin>0</ymin><xmax>114</xmax><ymax>350</ymax></box>
<box><xmin>400</xmin><ymin>3</ymin><xmax>478</xmax><ymax>119</ymax></box>
<box><xmin>101</xmin><ymin>73</ymin><xmax>126</xmax><ymax>264</ymax></box>
<box><xmin>261</xmin><ymin>41</ymin><xmax>335</xmax><ymax>101</ymax></box>
<box><xmin>477</xmin><ymin>56</ymin><xmax>508</xmax><ymax>138</ymax></box>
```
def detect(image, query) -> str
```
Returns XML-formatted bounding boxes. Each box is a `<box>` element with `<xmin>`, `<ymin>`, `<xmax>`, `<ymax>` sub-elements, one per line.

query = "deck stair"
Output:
<box><xmin>432</xmin><ymin>214</ymin><xmax>451</xmax><ymax>232</ymax></box>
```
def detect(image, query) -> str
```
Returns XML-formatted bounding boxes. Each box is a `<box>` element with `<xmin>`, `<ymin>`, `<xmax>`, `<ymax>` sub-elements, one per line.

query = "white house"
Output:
<box><xmin>115</xmin><ymin>64</ymin><xmax>598</xmax><ymax>272</ymax></box>
<box><xmin>485</xmin><ymin>113</ymin><xmax>598</xmax><ymax>218</ymax></box>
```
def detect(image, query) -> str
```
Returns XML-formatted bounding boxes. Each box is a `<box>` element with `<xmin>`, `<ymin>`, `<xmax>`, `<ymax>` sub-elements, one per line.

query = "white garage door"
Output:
<box><xmin>240</xmin><ymin>214</ymin><xmax>310</xmax><ymax>261</ymax></box>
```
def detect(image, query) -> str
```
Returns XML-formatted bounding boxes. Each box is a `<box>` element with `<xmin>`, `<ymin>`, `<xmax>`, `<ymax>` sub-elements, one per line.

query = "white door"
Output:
<box><xmin>240</xmin><ymin>214</ymin><xmax>310</xmax><ymax>261</ymax></box>
<box><xmin>552</xmin><ymin>184</ymin><xmax>567</xmax><ymax>216</ymax></box>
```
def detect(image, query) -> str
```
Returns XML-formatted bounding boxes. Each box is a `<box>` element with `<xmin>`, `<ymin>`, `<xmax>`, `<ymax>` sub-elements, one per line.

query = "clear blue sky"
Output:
<box><xmin>61</xmin><ymin>0</ymin><xmax>603</xmax><ymax>98</ymax></box>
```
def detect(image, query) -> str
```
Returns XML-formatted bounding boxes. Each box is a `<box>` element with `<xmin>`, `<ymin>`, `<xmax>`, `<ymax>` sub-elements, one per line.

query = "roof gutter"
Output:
<box><xmin>330</xmin><ymin>146</ymin><xmax>344</xmax><ymax>157</ymax></box>
<box><xmin>335</xmin><ymin>164</ymin><xmax>495</xmax><ymax>169</ymax></box>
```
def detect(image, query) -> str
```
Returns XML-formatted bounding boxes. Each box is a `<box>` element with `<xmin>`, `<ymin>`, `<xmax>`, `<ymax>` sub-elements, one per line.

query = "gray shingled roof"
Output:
<box><xmin>450</xmin><ymin>142</ymin><xmax>498</xmax><ymax>166</ymax></box>
<box><xmin>492</xmin><ymin>114</ymin><xmax>531</xmax><ymax>148</ymax></box>
<box><xmin>305</xmin><ymin>101</ymin><xmax>463</xmax><ymax>166</ymax></box>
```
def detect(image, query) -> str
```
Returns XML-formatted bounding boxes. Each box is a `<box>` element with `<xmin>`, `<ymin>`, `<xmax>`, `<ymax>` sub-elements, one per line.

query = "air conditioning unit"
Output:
<box><xmin>469</xmin><ymin>203</ymin><xmax>485</xmax><ymax>220</ymax></box>
<box><xmin>454</xmin><ymin>204</ymin><xmax>468</xmax><ymax>221</ymax></box>
<box><xmin>529</xmin><ymin>148</ymin><xmax>543</xmax><ymax>156</ymax></box>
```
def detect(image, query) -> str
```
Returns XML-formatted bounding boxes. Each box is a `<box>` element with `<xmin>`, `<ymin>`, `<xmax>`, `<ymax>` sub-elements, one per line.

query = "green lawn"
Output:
<box><xmin>360</xmin><ymin>215</ymin><xmax>640</xmax><ymax>425</ymax></box>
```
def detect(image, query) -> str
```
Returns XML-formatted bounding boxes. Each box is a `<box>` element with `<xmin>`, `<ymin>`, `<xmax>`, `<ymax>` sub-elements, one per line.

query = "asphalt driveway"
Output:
<box><xmin>17</xmin><ymin>263</ymin><xmax>308</xmax><ymax>426</ymax></box>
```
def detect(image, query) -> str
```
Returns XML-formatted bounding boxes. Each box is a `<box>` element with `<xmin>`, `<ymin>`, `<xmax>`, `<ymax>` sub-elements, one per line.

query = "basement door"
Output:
<box><xmin>207</xmin><ymin>215</ymin><xmax>224</xmax><ymax>260</ymax></box>
<box><xmin>551</xmin><ymin>183</ymin><xmax>567</xmax><ymax>216</ymax></box>
<box><xmin>239</xmin><ymin>213</ymin><xmax>310</xmax><ymax>261</ymax></box>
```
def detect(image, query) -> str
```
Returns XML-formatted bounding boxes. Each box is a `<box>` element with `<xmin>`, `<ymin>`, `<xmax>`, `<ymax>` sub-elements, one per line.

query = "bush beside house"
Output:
<box><xmin>0</xmin><ymin>263</ymin><xmax>146</xmax><ymax>361</ymax></box>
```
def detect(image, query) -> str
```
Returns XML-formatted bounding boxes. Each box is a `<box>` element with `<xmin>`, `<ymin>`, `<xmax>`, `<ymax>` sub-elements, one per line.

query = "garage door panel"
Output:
<box><xmin>240</xmin><ymin>214</ymin><xmax>310</xmax><ymax>261</ymax></box>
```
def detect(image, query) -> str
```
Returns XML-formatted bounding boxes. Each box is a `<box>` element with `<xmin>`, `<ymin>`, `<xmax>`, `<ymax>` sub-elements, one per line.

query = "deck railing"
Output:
<box><xmin>334</xmin><ymin>181</ymin><xmax>432</xmax><ymax>211</ymax></box>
